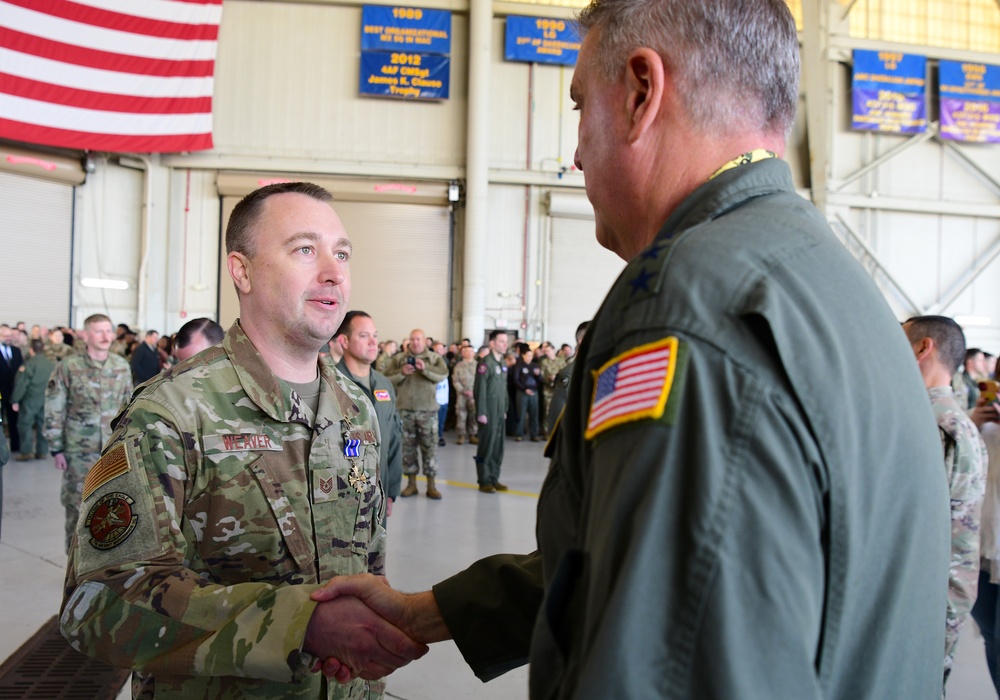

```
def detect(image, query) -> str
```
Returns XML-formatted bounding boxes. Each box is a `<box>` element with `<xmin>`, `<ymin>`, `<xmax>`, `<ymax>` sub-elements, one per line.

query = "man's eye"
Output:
<box><xmin>336</xmin><ymin>251</ymin><xmax>351</xmax><ymax>261</ymax></box>
<box><xmin>297</xmin><ymin>246</ymin><xmax>314</xmax><ymax>255</ymax></box>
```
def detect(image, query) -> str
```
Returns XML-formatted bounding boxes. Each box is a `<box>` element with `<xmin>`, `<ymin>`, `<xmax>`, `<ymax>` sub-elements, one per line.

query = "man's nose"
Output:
<box><xmin>574</xmin><ymin>147</ymin><xmax>583</xmax><ymax>172</ymax></box>
<box><xmin>320</xmin><ymin>253</ymin><xmax>347</xmax><ymax>285</ymax></box>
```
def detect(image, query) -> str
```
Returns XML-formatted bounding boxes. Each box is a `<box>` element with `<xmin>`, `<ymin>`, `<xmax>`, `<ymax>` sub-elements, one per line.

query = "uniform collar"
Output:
<box><xmin>223</xmin><ymin>321</ymin><xmax>361</xmax><ymax>428</ymax></box>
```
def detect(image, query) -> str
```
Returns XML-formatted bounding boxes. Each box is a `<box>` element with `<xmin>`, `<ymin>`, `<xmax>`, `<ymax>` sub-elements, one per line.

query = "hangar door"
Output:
<box><xmin>0</xmin><ymin>170</ymin><xmax>75</xmax><ymax>327</ymax></box>
<box><xmin>545</xmin><ymin>192</ymin><xmax>626</xmax><ymax>348</ymax></box>
<box><xmin>218</xmin><ymin>174</ymin><xmax>452</xmax><ymax>346</ymax></box>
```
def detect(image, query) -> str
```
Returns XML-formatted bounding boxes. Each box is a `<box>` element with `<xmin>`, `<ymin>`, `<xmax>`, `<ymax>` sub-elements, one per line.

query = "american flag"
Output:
<box><xmin>585</xmin><ymin>339</ymin><xmax>678</xmax><ymax>439</ymax></box>
<box><xmin>0</xmin><ymin>0</ymin><xmax>222</xmax><ymax>153</ymax></box>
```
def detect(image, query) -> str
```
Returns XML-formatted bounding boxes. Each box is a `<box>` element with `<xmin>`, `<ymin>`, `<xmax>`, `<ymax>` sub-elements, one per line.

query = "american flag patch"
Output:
<box><xmin>585</xmin><ymin>338</ymin><xmax>679</xmax><ymax>440</ymax></box>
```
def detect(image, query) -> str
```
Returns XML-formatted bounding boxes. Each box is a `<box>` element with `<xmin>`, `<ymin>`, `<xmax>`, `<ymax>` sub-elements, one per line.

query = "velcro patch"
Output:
<box><xmin>374</xmin><ymin>389</ymin><xmax>391</xmax><ymax>402</ymax></box>
<box><xmin>203</xmin><ymin>432</ymin><xmax>282</xmax><ymax>453</ymax></box>
<box><xmin>85</xmin><ymin>492</ymin><xmax>138</xmax><ymax>550</ymax></box>
<box><xmin>82</xmin><ymin>443</ymin><xmax>130</xmax><ymax>501</ymax></box>
<box><xmin>477</xmin><ymin>364</ymin><xmax>487</xmax><ymax>375</ymax></box>
<box><xmin>585</xmin><ymin>337</ymin><xmax>680</xmax><ymax>440</ymax></box>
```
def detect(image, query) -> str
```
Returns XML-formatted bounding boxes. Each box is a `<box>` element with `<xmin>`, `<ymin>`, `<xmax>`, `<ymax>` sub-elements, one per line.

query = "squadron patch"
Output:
<box><xmin>85</xmin><ymin>492</ymin><xmax>139</xmax><ymax>550</ymax></box>
<box><xmin>82</xmin><ymin>443</ymin><xmax>130</xmax><ymax>501</ymax></box>
<box><xmin>477</xmin><ymin>364</ymin><xmax>487</xmax><ymax>375</ymax></box>
<box><xmin>585</xmin><ymin>337</ymin><xmax>682</xmax><ymax>440</ymax></box>
<box><xmin>374</xmin><ymin>389</ymin><xmax>391</xmax><ymax>402</ymax></box>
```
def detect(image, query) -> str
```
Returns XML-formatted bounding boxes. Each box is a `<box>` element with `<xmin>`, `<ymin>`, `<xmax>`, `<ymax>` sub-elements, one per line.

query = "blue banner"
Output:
<box><xmin>359</xmin><ymin>51</ymin><xmax>450</xmax><ymax>100</ymax></box>
<box><xmin>504</xmin><ymin>15</ymin><xmax>580</xmax><ymax>66</ymax></box>
<box><xmin>852</xmin><ymin>50</ymin><xmax>927</xmax><ymax>134</ymax></box>
<box><xmin>940</xmin><ymin>60</ymin><xmax>1000</xmax><ymax>142</ymax></box>
<box><xmin>361</xmin><ymin>5</ymin><xmax>451</xmax><ymax>55</ymax></box>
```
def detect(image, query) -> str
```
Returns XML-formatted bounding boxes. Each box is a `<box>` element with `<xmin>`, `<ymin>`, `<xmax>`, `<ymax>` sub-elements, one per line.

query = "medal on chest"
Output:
<box><xmin>341</xmin><ymin>420</ymin><xmax>376</xmax><ymax>494</ymax></box>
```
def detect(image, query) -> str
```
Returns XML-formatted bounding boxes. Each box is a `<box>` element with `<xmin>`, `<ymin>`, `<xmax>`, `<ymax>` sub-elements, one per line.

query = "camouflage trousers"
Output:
<box><xmin>454</xmin><ymin>393</ymin><xmax>477</xmax><ymax>439</ymax></box>
<box><xmin>62</xmin><ymin>451</ymin><xmax>99</xmax><ymax>553</ymax></box>
<box><xmin>400</xmin><ymin>409</ymin><xmax>438</xmax><ymax>477</ymax></box>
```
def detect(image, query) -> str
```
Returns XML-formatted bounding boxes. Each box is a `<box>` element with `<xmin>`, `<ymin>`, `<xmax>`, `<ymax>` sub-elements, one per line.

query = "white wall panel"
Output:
<box><xmin>73</xmin><ymin>162</ymin><xmax>142</xmax><ymax>329</ymax></box>
<box><xmin>212</xmin><ymin>2</ymin><xmax>467</xmax><ymax>167</ymax></box>
<box><xmin>485</xmin><ymin>185</ymin><xmax>530</xmax><ymax>331</ymax></box>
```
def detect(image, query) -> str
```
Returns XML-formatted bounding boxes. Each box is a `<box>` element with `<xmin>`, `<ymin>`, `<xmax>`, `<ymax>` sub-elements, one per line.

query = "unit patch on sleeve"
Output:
<box><xmin>82</xmin><ymin>443</ymin><xmax>130</xmax><ymax>501</ymax></box>
<box><xmin>85</xmin><ymin>492</ymin><xmax>138</xmax><ymax>550</ymax></box>
<box><xmin>374</xmin><ymin>389</ymin><xmax>391</xmax><ymax>402</ymax></box>
<box><xmin>585</xmin><ymin>337</ymin><xmax>683</xmax><ymax>440</ymax></box>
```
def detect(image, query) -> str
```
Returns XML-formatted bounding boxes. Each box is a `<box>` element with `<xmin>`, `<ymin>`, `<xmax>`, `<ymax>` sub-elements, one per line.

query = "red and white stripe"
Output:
<box><xmin>587</xmin><ymin>347</ymin><xmax>672</xmax><ymax>432</ymax></box>
<box><xmin>0</xmin><ymin>0</ymin><xmax>222</xmax><ymax>153</ymax></box>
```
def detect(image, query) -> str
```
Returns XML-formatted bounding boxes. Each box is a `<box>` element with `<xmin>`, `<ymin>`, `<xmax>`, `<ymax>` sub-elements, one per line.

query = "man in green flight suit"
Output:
<box><xmin>309</xmin><ymin>2</ymin><xmax>951</xmax><ymax>698</ymax></box>
<box><xmin>335</xmin><ymin>310</ymin><xmax>403</xmax><ymax>524</ymax></box>
<box><xmin>60</xmin><ymin>182</ymin><xmax>426</xmax><ymax>699</ymax></box>
<box><xmin>473</xmin><ymin>330</ymin><xmax>509</xmax><ymax>493</ymax></box>
<box><xmin>11</xmin><ymin>338</ymin><xmax>55</xmax><ymax>461</ymax></box>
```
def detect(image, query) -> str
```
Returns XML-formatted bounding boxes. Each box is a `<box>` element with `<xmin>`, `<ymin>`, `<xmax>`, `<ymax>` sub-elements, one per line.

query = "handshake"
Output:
<box><xmin>302</xmin><ymin>574</ymin><xmax>448</xmax><ymax>682</ymax></box>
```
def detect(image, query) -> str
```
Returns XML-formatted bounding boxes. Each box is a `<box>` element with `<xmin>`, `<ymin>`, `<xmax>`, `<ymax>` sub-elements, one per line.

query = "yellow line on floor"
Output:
<box><xmin>413</xmin><ymin>475</ymin><xmax>539</xmax><ymax>498</ymax></box>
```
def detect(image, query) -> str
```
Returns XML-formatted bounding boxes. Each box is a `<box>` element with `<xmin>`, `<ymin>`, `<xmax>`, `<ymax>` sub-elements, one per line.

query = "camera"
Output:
<box><xmin>406</xmin><ymin>356</ymin><xmax>416</xmax><ymax>366</ymax></box>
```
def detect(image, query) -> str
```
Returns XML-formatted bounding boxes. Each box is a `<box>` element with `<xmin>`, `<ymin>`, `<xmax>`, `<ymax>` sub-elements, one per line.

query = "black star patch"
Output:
<box><xmin>629</xmin><ymin>268</ymin><xmax>656</xmax><ymax>295</ymax></box>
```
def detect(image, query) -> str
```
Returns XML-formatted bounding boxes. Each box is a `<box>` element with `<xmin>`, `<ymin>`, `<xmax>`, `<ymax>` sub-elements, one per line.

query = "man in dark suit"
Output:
<box><xmin>130</xmin><ymin>329</ymin><xmax>162</xmax><ymax>384</ymax></box>
<box><xmin>0</xmin><ymin>324</ymin><xmax>24</xmax><ymax>452</ymax></box>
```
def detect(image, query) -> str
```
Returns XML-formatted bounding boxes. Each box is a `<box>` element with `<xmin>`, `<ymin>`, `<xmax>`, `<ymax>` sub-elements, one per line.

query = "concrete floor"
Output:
<box><xmin>0</xmin><ymin>434</ymin><xmax>995</xmax><ymax>699</ymax></box>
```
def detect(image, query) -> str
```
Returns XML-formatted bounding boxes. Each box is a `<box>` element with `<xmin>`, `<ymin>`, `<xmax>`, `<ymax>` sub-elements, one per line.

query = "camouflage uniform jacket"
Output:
<box><xmin>929</xmin><ymin>387</ymin><xmax>988</xmax><ymax>629</ymax></box>
<box><xmin>383</xmin><ymin>351</ymin><xmax>448</xmax><ymax>411</ymax></box>
<box><xmin>539</xmin><ymin>356</ymin><xmax>567</xmax><ymax>391</ymax></box>
<box><xmin>44</xmin><ymin>339</ymin><xmax>75</xmax><ymax>362</ymax></box>
<box><xmin>60</xmin><ymin>322</ymin><xmax>386</xmax><ymax>700</ymax></box>
<box><xmin>451</xmin><ymin>359</ymin><xmax>477</xmax><ymax>397</ymax></box>
<box><xmin>43</xmin><ymin>351</ymin><xmax>132</xmax><ymax>454</ymax></box>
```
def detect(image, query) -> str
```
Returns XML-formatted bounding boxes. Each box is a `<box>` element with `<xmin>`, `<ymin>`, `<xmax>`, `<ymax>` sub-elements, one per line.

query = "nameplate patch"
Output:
<box><xmin>585</xmin><ymin>337</ymin><xmax>680</xmax><ymax>440</ymax></box>
<box><xmin>374</xmin><ymin>389</ymin><xmax>391</xmax><ymax>402</ymax></box>
<box><xmin>203</xmin><ymin>433</ymin><xmax>282</xmax><ymax>453</ymax></box>
<box><xmin>82</xmin><ymin>443</ymin><xmax>130</xmax><ymax>501</ymax></box>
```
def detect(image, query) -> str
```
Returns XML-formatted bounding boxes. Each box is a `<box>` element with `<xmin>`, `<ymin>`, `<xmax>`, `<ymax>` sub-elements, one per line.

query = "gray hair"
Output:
<box><xmin>577</xmin><ymin>0</ymin><xmax>800</xmax><ymax>138</ymax></box>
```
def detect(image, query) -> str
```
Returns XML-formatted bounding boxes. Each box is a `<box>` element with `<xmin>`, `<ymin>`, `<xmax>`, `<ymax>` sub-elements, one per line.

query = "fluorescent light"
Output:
<box><xmin>81</xmin><ymin>277</ymin><xmax>129</xmax><ymax>290</ymax></box>
<box><xmin>955</xmin><ymin>315</ymin><xmax>992</xmax><ymax>327</ymax></box>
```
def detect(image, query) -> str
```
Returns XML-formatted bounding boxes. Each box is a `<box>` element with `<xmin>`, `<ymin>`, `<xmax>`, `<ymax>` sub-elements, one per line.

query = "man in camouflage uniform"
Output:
<box><xmin>44</xmin><ymin>314</ymin><xmax>132</xmax><ymax>552</ymax></box>
<box><xmin>473</xmin><ymin>330</ymin><xmax>509</xmax><ymax>493</ymax></box>
<box><xmin>60</xmin><ymin>183</ymin><xmax>426</xmax><ymax>699</ymax></box>
<box><xmin>904</xmin><ymin>316</ymin><xmax>988</xmax><ymax>689</ymax></box>
<box><xmin>538</xmin><ymin>343</ymin><xmax>567</xmax><ymax>435</ymax></box>
<box><xmin>384</xmin><ymin>329</ymin><xmax>448</xmax><ymax>499</ymax></box>
<box><xmin>11</xmin><ymin>338</ymin><xmax>55</xmax><ymax>460</ymax></box>
<box><xmin>451</xmin><ymin>345</ymin><xmax>478</xmax><ymax>445</ymax></box>
<box><xmin>44</xmin><ymin>327</ymin><xmax>75</xmax><ymax>362</ymax></box>
<box><xmin>546</xmin><ymin>322</ymin><xmax>589</xmax><ymax>435</ymax></box>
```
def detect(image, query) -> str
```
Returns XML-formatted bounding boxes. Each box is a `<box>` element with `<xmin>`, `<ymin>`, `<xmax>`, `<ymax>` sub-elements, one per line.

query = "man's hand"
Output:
<box><xmin>971</xmin><ymin>398</ymin><xmax>1000</xmax><ymax>428</ymax></box>
<box><xmin>477</xmin><ymin>415</ymin><xmax>488</xmax><ymax>425</ymax></box>
<box><xmin>526</xmin><ymin>389</ymin><xmax>535</xmax><ymax>396</ymax></box>
<box><xmin>386</xmin><ymin>497</ymin><xmax>394</xmax><ymax>518</ymax></box>
<box><xmin>53</xmin><ymin>453</ymin><xmax>68</xmax><ymax>471</ymax></box>
<box><xmin>303</xmin><ymin>594</ymin><xmax>428</xmax><ymax>682</ymax></box>
<box><xmin>414</xmin><ymin>358</ymin><xmax>426</xmax><ymax>371</ymax></box>
<box><xmin>10</xmin><ymin>403</ymin><xmax>17</xmax><ymax>412</ymax></box>
<box><xmin>312</xmin><ymin>574</ymin><xmax>450</xmax><ymax>643</ymax></box>
<box><xmin>463</xmin><ymin>390</ymin><xmax>473</xmax><ymax>398</ymax></box>
<box><xmin>401</xmin><ymin>363</ymin><xmax>416</xmax><ymax>376</ymax></box>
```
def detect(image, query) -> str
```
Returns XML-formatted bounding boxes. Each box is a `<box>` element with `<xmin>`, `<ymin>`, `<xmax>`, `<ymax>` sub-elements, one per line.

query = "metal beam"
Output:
<box><xmin>828</xmin><ymin>193</ymin><xmax>1000</xmax><ymax>218</ymax></box>
<box><xmin>940</xmin><ymin>139</ymin><xmax>1000</xmax><ymax>197</ymax></box>
<box><xmin>833</xmin><ymin>214</ymin><xmax>923</xmax><ymax>314</ymax></box>
<box><xmin>801</xmin><ymin>0</ymin><xmax>831</xmax><ymax>214</ymax></box>
<box><xmin>928</xmin><ymin>232</ymin><xmax>1000</xmax><ymax>315</ymax></box>
<box><xmin>832</xmin><ymin>123</ymin><xmax>939</xmax><ymax>192</ymax></box>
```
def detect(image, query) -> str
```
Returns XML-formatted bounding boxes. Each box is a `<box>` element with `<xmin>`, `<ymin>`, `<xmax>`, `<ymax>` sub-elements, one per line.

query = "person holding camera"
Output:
<box><xmin>384</xmin><ymin>329</ymin><xmax>449</xmax><ymax>499</ymax></box>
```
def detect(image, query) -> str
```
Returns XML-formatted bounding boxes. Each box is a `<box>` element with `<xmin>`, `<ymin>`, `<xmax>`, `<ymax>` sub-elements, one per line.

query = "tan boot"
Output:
<box><xmin>456</xmin><ymin>435</ymin><xmax>465</xmax><ymax>445</ymax></box>
<box><xmin>401</xmin><ymin>475</ymin><xmax>418</xmax><ymax>498</ymax></box>
<box><xmin>425</xmin><ymin>476</ymin><xmax>442</xmax><ymax>500</ymax></box>
<box><xmin>469</xmin><ymin>435</ymin><xmax>479</xmax><ymax>444</ymax></box>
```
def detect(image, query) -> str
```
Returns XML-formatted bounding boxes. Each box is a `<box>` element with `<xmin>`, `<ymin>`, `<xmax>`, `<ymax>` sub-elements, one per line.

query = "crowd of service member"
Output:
<box><xmin>361</xmin><ymin>335</ymin><xmax>577</xmax><ymax>445</ymax></box>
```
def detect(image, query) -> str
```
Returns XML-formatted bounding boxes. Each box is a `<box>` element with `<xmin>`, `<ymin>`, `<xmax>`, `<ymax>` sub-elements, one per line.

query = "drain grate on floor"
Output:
<box><xmin>0</xmin><ymin>616</ymin><xmax>131</xmax><ymax>699</ymax></box>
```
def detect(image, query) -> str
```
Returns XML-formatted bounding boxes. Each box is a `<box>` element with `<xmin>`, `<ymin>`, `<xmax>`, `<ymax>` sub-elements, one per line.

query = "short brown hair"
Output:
<box><xmin>226</xmin><ymin>182</ymin><xmax>334</xmax><ymax>258</ymax></box>
<box><xmin>84</xmin><ymin>314</ymin><xmax>112</xmax><ymax>328</ymax></box>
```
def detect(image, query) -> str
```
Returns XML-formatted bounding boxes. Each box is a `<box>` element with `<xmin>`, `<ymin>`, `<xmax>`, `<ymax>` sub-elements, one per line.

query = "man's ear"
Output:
<box><xmin>228</xmin><ymin>252</ymin><xmax>252</xmax><ymax>295</ymax></box>
<box><xmin>336</xmin><ymin>334</ymin><xmax>348</xmax><ymax>350</ymax></box>
<box><xmin>913</xmin><ymin>336</ymin><xmax>935</xmax><ymax>363</ymax></box>
<box><xmin>624</xmin><ymin>47</ymin><xmax>666</xmax><ymax>144</ymax></box>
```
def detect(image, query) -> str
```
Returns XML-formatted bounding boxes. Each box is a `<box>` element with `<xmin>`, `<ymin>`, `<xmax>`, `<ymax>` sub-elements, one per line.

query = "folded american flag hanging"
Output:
<box><xmin>0</xmin><ymin>0</ymin><xmax>222</xmax><ymax>153</ymax></box>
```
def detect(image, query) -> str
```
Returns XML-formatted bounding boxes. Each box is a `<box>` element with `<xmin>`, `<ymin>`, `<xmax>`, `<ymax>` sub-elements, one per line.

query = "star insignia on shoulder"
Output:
<box><xmin>628</xmin><ymin>268</ymin><xmax>656</xmax><ymax>295</ymax></box>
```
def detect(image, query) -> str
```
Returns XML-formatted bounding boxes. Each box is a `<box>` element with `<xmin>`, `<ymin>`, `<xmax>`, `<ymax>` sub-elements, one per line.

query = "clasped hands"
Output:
<box><xmin>303</xmin><ymin>574</ymin><xmax>446</xmax><ymax>683</ymax></box>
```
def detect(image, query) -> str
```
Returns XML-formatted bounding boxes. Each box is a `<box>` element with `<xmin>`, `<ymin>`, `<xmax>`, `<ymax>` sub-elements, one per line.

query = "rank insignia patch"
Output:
<box><xmin>82</xmin><ymin>443</ymin><xmax>130</xmax><ymax>501</ymax></box>
<box><xmin>585</xmin><ymin>337</ymin><xmax>681</xmax><ymax>440</ymax></box>
<box><xmin>374</xmin><ymin>389</ymin><xmax>391</xmax><ymax>402</ymax></box>
<box><xmin>85</xmin><ymin>492</ymin><xmax>138</xmax><ymax>550</ymax></box>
